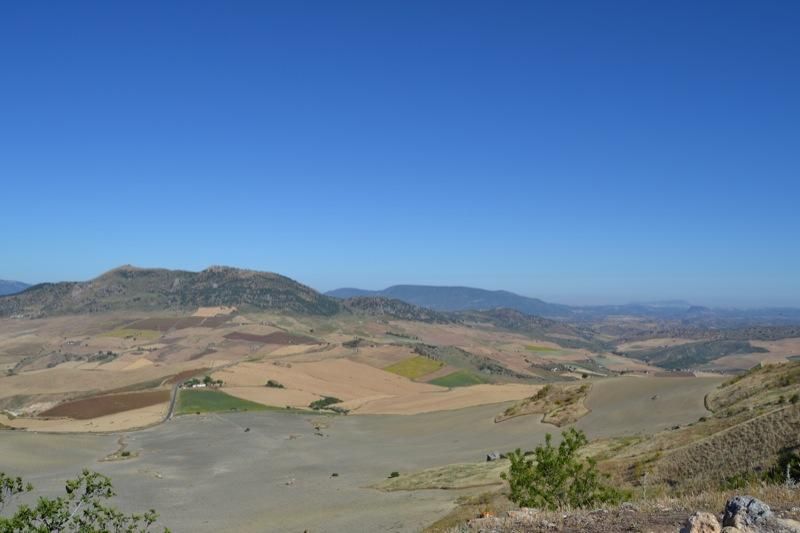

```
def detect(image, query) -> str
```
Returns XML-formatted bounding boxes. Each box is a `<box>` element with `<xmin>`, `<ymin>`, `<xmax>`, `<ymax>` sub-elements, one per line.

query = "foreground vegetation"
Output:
<box><xmin>424</xmin><ymin>361</ymin><xmax>800</xmax><ymax>531</ymax></box>
<box><xmin>502</xmin><ymin>429</ymin><xmax>627</xmax><ymax>510</ymax></box>
<box><xmin>0</xmin><ymin>470</ymin><xmax>167</xmax><ymax>532</ymax></box>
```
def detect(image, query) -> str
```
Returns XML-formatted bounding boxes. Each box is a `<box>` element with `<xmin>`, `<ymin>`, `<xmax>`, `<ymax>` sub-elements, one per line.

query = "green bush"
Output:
<box><xmin>0</xmin><ymin>469</ymin><xmax>167</xmax><ymax>531</ymax></box>
<box><xmin>309</xmin><ymin>396</ymin><xmax>342</xmax><ymax>410</ymax></box>
<box><xmin>790</xmin><ymin>393</ymin><xmax>799</xmax><ymax>404</ymax></box>
<box><xmin>265</xmin><ymin>380</ymin><xmax>285</xmax><ymax>388</ymax></box>
<box><xmin>763</xmin><ymin>448</ymin><xmax>800</xmax><ymax>484</ymax></box>
<box><xmin>501</xmin><ymin>428</ymin><xmax>627</xmax><ymax>510</ymax></box>
<box><xmin>389</xmin><ymin>471</ymin><xmax>399</xmax><ymax>478</ymax></box>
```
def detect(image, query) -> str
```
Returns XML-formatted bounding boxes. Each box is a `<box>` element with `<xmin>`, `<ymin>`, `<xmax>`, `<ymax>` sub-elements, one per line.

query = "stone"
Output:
<box><xmin>722</xmin><ymin>496</ymin><xmax>773</xmax><ymax>529</ymax></box>
<box><xmin>681</xmin><ymin>511</ymin><xmax>722</xmax><ymax>533</ymax></box>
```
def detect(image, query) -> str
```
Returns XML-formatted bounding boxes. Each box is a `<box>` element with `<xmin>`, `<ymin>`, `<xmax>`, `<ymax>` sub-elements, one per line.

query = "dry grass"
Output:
<box><xmin>102</xmin><ymin>328</ymin><xmax>162</xmax><ymax>340</ymax></box>
<box><xmin>428</xmin><ymin>484</ymin><xmax>800</xmax><ymax>533</ymax></box>
<box><xmin>374</xmin><ymin>461</ymin><xmax>508</xmax><ymax>491</ymax></box>
<box><xmin>495</xmin><ymin>383</ymin><xmax>591</xmax><ymax>426</ymax></box>
<box><xmin>653</xmin><ymin>404</ymin><xmax>800</xmax><ymax>488</ymax></box>
<box><xmin>708</xmin><ymin>360</ymin><xmax>800</xmax><ymax>413</ymax></box>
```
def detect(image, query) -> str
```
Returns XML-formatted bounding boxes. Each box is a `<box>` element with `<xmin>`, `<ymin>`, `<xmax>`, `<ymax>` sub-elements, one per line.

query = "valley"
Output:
<box><xmin>1</xmin><ymin>266</ymin><xmax>798</xmax><ymax>532</ymax></box>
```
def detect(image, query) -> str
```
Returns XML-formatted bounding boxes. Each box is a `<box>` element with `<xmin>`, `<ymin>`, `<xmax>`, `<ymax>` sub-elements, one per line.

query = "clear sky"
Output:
<box><xmin>2</xmin><ymin>1</ymin><xmax>799</xmax><ymax>307</ymax></box>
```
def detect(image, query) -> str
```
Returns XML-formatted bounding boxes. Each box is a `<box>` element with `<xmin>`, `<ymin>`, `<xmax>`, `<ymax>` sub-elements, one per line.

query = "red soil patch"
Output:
<box><xmin>189</xmin><ymin>348</ymin><xmax>217</xmax><ymax>361</ymax></box>
<box><xmin>40</xmin><ymin>390</ymin><xmax>170</xmax><ymax>420</ymax></box>
<box><xmin>165</xmin><ymin>368</ymin><xmax>211</xmax><ymax>385</ymax></box>
<box><xmin>224</xmin><ymin>331</ymin><xmax>320</xmax><ymax>345</ymax></box>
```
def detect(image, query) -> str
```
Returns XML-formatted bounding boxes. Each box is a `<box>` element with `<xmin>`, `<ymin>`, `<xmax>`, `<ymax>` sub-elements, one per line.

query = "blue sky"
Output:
<box><xmin>2</xmin><ymin>1</ymin><xmax>799</xmax><ymax>307</ymax></box>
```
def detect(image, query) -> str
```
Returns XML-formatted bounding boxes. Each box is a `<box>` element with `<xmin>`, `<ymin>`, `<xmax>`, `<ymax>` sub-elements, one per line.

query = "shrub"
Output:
<box><xmin>501</xmin><ymin>428</ymin><xmax>627</xmax><ymax>510</ymax></box>
<box><xmin>309</xmin><ymin>396</ymin><xmax>342</xmax><ymax>410</ymax></box>
<box><xmin>763</xmin><ymin>448</ymin><xmax>800</xmax><ymax>485</ymax></box>
<box><xmin>0</xmin><ymin>469</ymin><xmax>166</xmax><ymax>531</ymax></box>
<box><xmin>533</xmin><ymin>385</ymin><xmax>552</xmax><ymax>401</ymax></box>
<box><xmin>265</xmin><ymin>380</ymin><xmax>285</xmax><ymax>389</ymax></box>
<box><xmin>389</xmin><ymin>471</ymin><xmax>400</xmax><ymax>478</ymax></box>
<box><xmin>121</xmin><ymin>451</ymin><xmax>131</xmax><ymax>457</ymax></box>
<box><xmin>790</xmin><ymin>393</ymin><xmax>799</xmax><ymax>404</ymax></box>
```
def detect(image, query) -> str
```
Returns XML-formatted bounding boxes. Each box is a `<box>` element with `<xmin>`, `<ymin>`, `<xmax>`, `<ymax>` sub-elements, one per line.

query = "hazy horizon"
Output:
<box><xmin>3</xmin><ymin>262</ymin><xmax>798</xmax><ymax>309</ymax></box>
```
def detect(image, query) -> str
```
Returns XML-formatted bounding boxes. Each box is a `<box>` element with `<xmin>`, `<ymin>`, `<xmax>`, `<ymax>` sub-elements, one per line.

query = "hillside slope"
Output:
<box><xmin>0</xmin><ymin>265</ymin><xmax>341</xmax><ymax>317</ymax></box>
<box><xmin>606</xmin><ymin>361</ymin><xmax>800</xmax><ymax>490</ymax></box>
<box><xmin>342</xmin><ymin>296</ymin><xmax>453</xmax><ymax>323</ymax></box>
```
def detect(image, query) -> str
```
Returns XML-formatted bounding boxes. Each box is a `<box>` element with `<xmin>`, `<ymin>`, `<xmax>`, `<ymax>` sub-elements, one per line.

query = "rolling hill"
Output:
<box><xmin>0</xmin><ymin>280</ymin><xmax>30</xmax><ymax>296</ymax></box>
<box><xmin>0</xmin><ymin>265</ymin><xmax>341</xmax><ymax>317</ymax></box>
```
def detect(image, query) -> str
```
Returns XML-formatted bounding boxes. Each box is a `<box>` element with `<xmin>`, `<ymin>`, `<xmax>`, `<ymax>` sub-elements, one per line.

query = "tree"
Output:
<box><xmin>501</xmin><ymin>428</ymin><xmax>626</xmax><ymax>510</ymax></box>
<box><xmin>0</xmin><ymin>469</ymin><xmax>168</xmax><ymax>532</ymax></box>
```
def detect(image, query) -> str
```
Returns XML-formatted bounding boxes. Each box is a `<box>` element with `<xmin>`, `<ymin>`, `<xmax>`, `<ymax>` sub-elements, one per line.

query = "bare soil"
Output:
<box><xmin>224</xmin><ymin>331</ymin><xmax>320</xmax><ymax>344</ymax></box>
<box><xmin>40</xmin><ymin>390</ymin><xmax>170</xmax><ymax>419</ymax></box>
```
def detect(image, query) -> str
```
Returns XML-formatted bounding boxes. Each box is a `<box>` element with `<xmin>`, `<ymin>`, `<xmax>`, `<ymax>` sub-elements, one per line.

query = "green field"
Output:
<box><xmin>384</xmin><ymin>356</ymin><xmax>444</xmax><ymax>379</ymax></box>
<box><xmin>525</xmin><ymin>344</ymin><xmax>559</xmax><ymax>352</ymax></box>
<box><xmin>428</xmin><ymin>370</ymin><xmax>487</xmax><ymax>388</ymax></box>
<box><xmin>176</xmin><ymin>390</ymin><xmax>270</xmax><ymax>415</ymax></box>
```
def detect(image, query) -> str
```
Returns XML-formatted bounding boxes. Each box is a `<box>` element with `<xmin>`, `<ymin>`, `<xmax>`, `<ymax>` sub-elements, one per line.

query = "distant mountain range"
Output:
<box><xmin>327</xmin><ymin>285</ymin><xmax>573</xmax><ymax>317</ymax></box>
<box><xmin>0</xmin><ymin>280</ymin><xmax>30</xmax><ymax>296</ymax></box>
<box><xmin>3</xmin><ymin>267</ymin><xmax>799</xmax><ymax>327</ymax></box>
<box><xmin>328</xmin><ymin>285</ymin><xmax>800</xmax><ymax>325</ymax></box>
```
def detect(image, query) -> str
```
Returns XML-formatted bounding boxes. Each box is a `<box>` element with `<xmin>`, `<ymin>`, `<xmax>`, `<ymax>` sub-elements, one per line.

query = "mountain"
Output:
<box><xmin>327</xmin><ymin>285</ymin><xmax>574</xmax><ymax>318</ymax></box>
<box><xmin>0</xmin><ymin>265</ymin><xmax>341</xmax><ymax>317</ymax></box>
<box><xmin>330</xmin><ymin>285</ymin><xmax>800</xmax><ymax>326</ymax></box>
<box><xmin>0</xmin><ymin>280</ymin><xmax>30</xmax><ymax>296</ymax></box>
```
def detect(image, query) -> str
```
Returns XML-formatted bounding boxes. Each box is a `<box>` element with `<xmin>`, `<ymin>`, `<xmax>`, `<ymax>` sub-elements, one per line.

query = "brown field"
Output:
<box><xmin>165</xmin><ymin>367</ymin><xmax>212</xmax><ymax>384</ymax></box>
<box><xmin>748</xmin><ymin>337</ymin><xmax>800</xmax><ymax>357</ymax></box>
<box><xmin>127</xmin><ymin>316</ymin><xmax>230</xmax><ymax>331</ymax></box>
<box><xmin>39</xmin><ymin>390</ymin><xmax>170</xmax><ymax>419</ymax></box>
<box><xmin>223</xmin><ymin>386</ymin><xmax>321</xmax><ymax>407</ymax></box>
<box><xmin>192</xmin><ymin>306</ymin><xmax>237</xmax><ymax>317</ymax></box>
<box><xmin>0</xmin><ymin>403</ymin><xmax>168</xmax><ymax>432</ymax></box>
<box><xmin>591</xmin><ymin>352</ymin><xmax>663</xmax><ymax>373</ymax></box>
<box><xmin>213</xmin><ymin>358</ymin><xmax>441</xmax><ymax>403</ymax></box>
<box><xmin>224</xmin><ymin>331</ymin><xmax>320</xmax><ymax>345</ymax></box>
<box><xmin>342</xmin><ymin>383</ymin><xmax>544</xmax><ymax>415</ymax></box>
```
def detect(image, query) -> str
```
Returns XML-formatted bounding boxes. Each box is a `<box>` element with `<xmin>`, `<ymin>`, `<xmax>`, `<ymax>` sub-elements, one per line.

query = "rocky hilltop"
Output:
<box><xmin>0</xmin><ymin>265</ymin><xmax>341</xmax><ymax>317</ymax></box>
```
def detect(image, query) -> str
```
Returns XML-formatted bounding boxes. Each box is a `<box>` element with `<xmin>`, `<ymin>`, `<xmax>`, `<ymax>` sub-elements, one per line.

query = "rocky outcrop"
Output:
<box><xmin>680</xmin><ymin>496</ymin><xmax>800</xmax><ymax>533</ymax></box>
<box><xmin>682</xmin><ymin>511</ymin><xmax>722</xmax><ymax>533</ymax></box>
<box><xmin>719</xmin><ymin>496</ymin><xmax>800</xmax><ymax>533</ymax></box>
